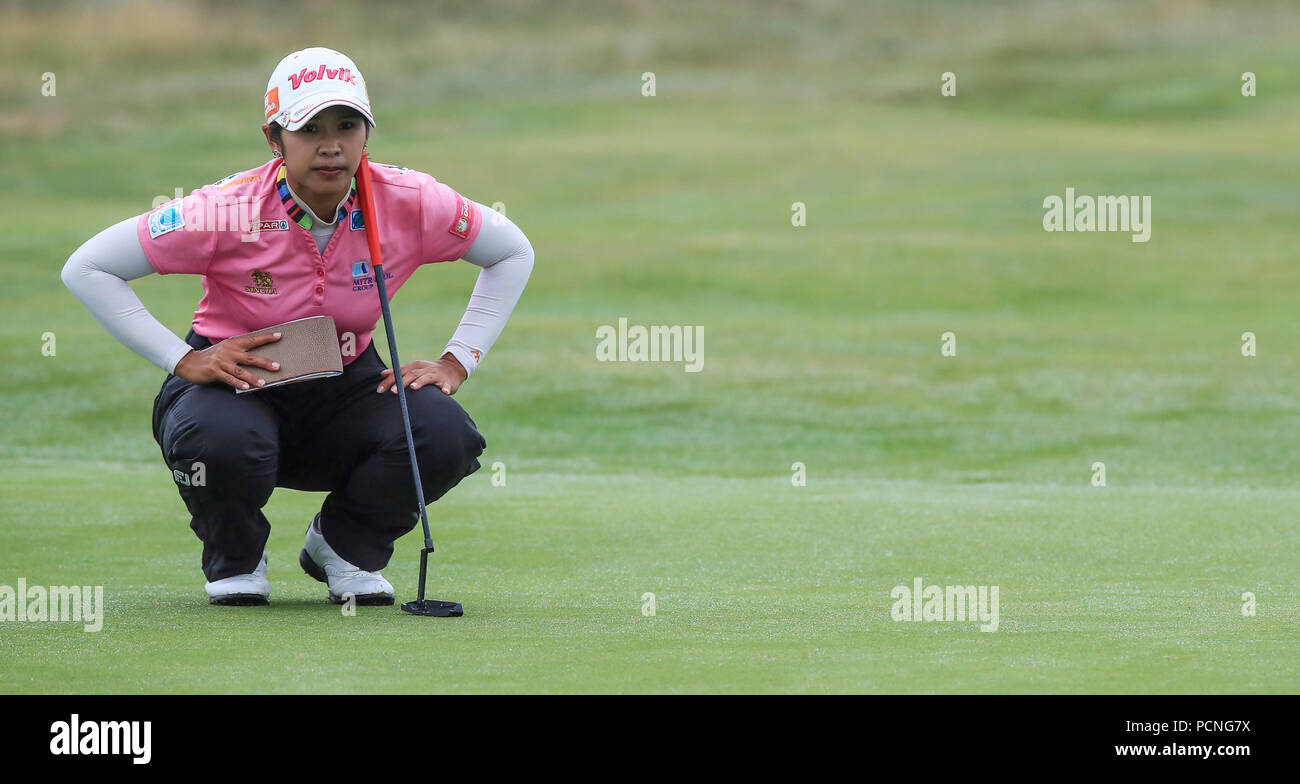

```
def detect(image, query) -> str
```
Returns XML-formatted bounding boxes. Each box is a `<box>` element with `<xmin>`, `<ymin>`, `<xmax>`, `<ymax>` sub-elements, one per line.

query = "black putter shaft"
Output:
<box><xmin>371</xmin><ymin>263</ymin><xmax>434</xmax><ymax>585</ymax></box>
<box><xmin>355</xmin><ymin>153</ymin><xmax>458</xmax><ymax>615</ymax></box>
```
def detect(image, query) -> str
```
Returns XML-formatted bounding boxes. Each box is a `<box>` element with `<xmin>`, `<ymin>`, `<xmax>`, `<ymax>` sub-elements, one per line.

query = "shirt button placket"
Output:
<box><xmin>315</xmin><ymin>267</ymin><xmax>325</xmax><ymax>299</ymax></box>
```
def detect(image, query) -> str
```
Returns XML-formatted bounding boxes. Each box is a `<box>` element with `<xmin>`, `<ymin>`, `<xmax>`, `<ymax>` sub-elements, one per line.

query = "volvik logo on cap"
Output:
<box><xmin>286</xmin><ymin>64</ymin><xmax>358</xmax><ymax>91</ymax></box>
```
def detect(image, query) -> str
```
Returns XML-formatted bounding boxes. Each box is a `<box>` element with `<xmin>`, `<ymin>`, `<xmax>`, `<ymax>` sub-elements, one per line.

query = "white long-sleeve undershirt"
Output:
<box><xmin>60</xmin><ymin>199</ymin><xmax>533</xmax><ymax>378</ymax></box>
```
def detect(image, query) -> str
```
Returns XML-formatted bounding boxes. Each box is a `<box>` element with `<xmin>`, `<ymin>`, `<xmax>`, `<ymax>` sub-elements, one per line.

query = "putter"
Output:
<box><xmin>355</xmin><ymin>152</ymin><xmax>463</xmax><ymax>618</ymax></box>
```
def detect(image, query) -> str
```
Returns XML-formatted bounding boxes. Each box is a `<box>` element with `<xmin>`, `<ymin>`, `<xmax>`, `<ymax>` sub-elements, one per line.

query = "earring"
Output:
<box><xmin>272</xmin><ymin>149</ymin><xmax>282</xmax><ymax>158</ymax></box>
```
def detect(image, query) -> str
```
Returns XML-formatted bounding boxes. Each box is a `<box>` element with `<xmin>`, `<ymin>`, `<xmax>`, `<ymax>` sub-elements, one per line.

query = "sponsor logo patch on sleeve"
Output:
<box><xmin>448</xmin><ymin>195</ymin><xmax>473</xmax><ymax>239</ymax></box>
<box><xmin>148</xmin><ymin>201</ymin><xmax>186</xmax><ymax>239</ymax></box>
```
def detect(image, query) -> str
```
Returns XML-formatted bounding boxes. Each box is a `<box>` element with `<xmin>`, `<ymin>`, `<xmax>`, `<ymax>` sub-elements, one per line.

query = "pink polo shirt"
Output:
<box><xmin>136</xmin><ymin>158</ymin><xmax>481</xmax><ymax>365</ymax></box>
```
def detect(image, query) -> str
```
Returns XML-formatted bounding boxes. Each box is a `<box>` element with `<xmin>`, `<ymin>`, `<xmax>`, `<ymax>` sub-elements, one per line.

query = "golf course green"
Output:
<box><xmin>1</xmin><ymin>0</ymin><xmax>1297</xmax><ymax>692</ymax></box>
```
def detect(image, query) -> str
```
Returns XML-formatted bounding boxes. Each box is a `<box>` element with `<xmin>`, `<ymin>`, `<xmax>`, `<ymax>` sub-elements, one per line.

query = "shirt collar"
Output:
<box><xmin>276</xmin><ymin>163</ymin><xmax>357</xmax><ymax>230</ymax></box>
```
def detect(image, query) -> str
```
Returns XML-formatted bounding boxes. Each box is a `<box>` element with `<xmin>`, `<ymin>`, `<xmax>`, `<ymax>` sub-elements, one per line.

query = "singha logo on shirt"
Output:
<box><xmin>244</xmin><ymin>269</ymin><xmax>277</xmax><ymax>295</ymax></box>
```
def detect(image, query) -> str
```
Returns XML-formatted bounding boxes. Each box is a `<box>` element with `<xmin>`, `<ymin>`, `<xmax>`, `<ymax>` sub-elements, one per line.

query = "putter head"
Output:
<box><xmin>401</xmin><ymin>598</ymin><xmax>463</xmax><ymax>617</ymax></box>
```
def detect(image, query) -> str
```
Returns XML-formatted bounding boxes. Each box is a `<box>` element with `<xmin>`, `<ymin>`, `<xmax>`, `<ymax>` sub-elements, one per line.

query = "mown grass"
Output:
<box><xmin>1</xmin><ymin>0</ymin><xmax>1297</xmax><ymax>692</ymax></box>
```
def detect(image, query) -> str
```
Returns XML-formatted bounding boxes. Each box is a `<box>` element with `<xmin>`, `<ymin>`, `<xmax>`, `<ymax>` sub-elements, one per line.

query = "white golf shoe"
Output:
<box><xmin>204</xmin><ymin>551</ymin><xmax>270</xmax><ymax>606</ymax></box>
<box><xmin>299</xmin><ymin>515</ymin><xmax>394</xmax><ymax>605</ymax></box>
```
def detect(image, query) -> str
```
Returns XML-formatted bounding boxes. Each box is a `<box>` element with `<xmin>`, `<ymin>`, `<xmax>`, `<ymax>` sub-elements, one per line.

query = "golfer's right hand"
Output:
<box><xmin>173</xmin><ymin>332</ymin><xmax>282</xmax><ymax>391</ymax></box>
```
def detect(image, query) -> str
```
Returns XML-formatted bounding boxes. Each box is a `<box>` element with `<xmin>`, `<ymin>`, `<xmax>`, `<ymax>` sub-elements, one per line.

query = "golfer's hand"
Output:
<box><xmin>173</xmin><ymin>332</ymin><xmax>282</xmax><ymax>391</ymax></box>
<box><xmin>377</xmin><ymin>353</ymin><xmax>467</xmax><ymax>396</ymax></box>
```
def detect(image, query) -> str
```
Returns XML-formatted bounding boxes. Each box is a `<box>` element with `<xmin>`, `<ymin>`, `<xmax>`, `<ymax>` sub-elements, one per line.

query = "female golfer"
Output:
<box><xmin>61</xmin><ymin>48</ymin><xmax>534</xmax><ymax>606</ymax></box>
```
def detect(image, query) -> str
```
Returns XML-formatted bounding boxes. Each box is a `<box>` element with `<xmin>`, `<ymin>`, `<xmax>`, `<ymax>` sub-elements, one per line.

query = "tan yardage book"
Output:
<box><xmin>230</xmin><ymin>315</ymin><xmax>344</xmax><ymax>394</ymax></box>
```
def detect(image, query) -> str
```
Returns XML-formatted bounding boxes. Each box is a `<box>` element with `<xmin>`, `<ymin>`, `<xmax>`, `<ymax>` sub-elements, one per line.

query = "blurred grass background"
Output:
<box><xmin>0</xmin><ymin>0</ymin><xmax>1297</xmax><ymax>692</ymax></box>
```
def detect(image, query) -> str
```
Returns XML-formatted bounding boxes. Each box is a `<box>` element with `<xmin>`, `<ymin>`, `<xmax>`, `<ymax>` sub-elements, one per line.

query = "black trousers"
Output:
<box><xmin>152</xmin><ymin>330</ymin><xmax>486</xmax><ymax>582</ymax></box>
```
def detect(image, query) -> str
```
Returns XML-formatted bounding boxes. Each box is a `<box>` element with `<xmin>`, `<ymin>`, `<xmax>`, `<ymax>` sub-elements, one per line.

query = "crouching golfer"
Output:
<box><xmin>61</xmin><ymin>48</ymin><xmax>534</xmax><ymax>606</ymax></box>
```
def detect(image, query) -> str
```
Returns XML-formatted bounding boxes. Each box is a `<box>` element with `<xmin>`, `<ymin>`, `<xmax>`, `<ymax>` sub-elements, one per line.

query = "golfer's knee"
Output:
<box><xmin>409</xmin><ymin>405</ymin><xmax>485</xmax><ymax>475</ymax></box>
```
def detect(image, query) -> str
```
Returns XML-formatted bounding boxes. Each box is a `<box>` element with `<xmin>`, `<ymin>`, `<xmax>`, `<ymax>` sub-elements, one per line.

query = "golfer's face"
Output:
<box><xmin>281</xmin><ymin>105</ymin><xmax>367</xmax><ymax>195</ymax></box>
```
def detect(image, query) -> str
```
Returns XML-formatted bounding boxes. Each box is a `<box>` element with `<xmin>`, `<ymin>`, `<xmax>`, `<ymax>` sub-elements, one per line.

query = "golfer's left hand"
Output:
<box><xmin>377</xmin><ymin>354</ymin><xmax>467</xmax><ymax>396</ymax></box>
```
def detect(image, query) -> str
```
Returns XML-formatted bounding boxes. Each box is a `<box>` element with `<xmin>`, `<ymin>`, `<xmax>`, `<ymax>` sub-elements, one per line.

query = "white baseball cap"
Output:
<box><xmin>263</xmin><ymin>47</ymin><xmax>375</xmax><ymax>131</ymax></box>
